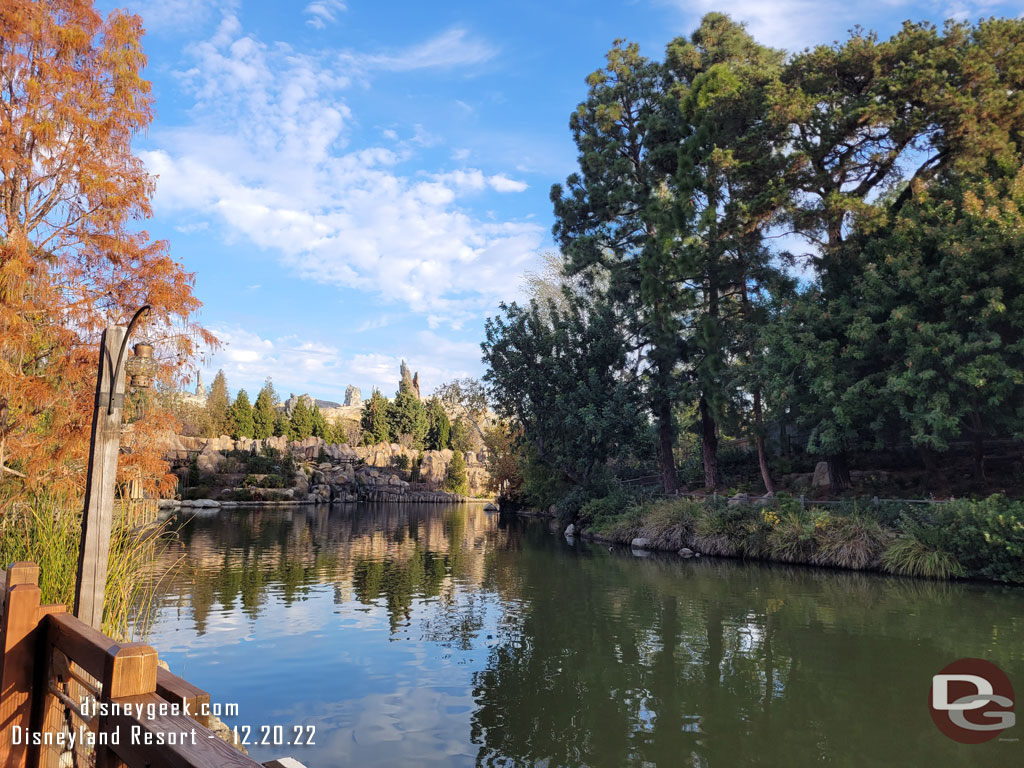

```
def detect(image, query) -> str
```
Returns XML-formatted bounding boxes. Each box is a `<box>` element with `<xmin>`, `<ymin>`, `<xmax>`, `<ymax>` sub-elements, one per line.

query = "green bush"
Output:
<box><xmin>923</xmin><ymin>495</ymin><xmax>1024</xmax><ymax>583</ymax></box>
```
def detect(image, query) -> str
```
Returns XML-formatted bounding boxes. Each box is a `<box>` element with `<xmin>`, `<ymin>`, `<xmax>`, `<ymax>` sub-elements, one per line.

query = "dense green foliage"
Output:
<box><xmin>252</xmin><ymin>379</ymin><xmax>278</xmax><ymax>439</ymax></box>
<box><xmin>229</xmin><ymin>389</ymin><xmax>254</xmax><ymax>439</ymax></box>
<box><xmin>425</xmin><ymin>397</ymin><xmax>451</xmax><ymax>451</ymax></box>
<box><xmin>361</xmin><ymin>389</ymin><xmax>392</xmax><ymax>445</ymax></box>
<box><xmin>483</xmin><ymin>12</ymin><xmax>1024</xmax><ymax>524</ymax></box>
<box><xmin>443</xmin><ymin>450</ymin><xmax>469</xmax><ymax>495</ymax></box>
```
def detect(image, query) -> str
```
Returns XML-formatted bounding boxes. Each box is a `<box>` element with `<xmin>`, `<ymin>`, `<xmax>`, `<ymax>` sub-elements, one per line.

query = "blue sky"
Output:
<box><xmin>97</xmin><ymin>0</ymin><xmax>1023</xmax><ymax>403</ymax></box>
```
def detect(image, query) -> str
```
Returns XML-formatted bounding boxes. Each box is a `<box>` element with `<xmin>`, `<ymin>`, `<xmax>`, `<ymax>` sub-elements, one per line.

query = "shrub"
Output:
<box><xmin>882</xmin><ymin>536</ymin><xmax>965</xmax><ymax>579</ymax></box>
<box><xmin>813</xmin><ymin>513</ymin><xmax>891</xmax><ymax>570</ymax></box>
<box><xmin>767</xmin><ymin>511</ymin><xmax>818</xmax><ymax>563</ymax></box>
<box><xmin>443</xmin><ymin>450</ymin><xmax>469</xmax><ymax>496</ymax></box>
<box><xmin>393</xmin><ymin>454</ymin><xmax>411</xmax><ymax>471</ymax></box>
<box><xmin>924</xmin><ymin>495</ymin><xmax>1024</xmax><ymax>583</ymax></box>
<box><xmin>694</xmin><ymin>502</ymin><xmax>767</xmax><ymax>557</ymax></box>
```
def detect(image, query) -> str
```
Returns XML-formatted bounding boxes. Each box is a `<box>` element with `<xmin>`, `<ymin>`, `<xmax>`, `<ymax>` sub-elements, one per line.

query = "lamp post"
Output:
<box><xmin>73</xmin><ymin>306</ymin><xmax>154</xmax><ymax>631</ymax></box>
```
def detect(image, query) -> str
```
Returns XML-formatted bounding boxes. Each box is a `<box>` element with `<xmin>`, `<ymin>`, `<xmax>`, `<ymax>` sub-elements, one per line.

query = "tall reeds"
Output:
<box><xmin>0</xmin><ymin>492</ymin><xmax>177</xmax><ymax>640</ymax></box>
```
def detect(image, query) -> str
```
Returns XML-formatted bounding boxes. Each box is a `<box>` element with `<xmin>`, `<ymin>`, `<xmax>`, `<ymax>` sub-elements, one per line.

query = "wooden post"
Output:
<box><xmin>0</xmin><ymin>563</ymin><xmax>42</xmax><ymax>768</ymax></box>
<box><xmin>96</xmin><ymin>642</ymin><xmax>157</xmax><ymax>768</ymax></box>
<box><xmin>74</xmin><ymin>327</ymin><xmax>127</xmax><ymax>631</ymax></box>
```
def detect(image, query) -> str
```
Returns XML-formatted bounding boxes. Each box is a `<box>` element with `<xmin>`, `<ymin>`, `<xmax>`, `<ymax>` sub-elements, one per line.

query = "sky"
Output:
<box><xmin>96</xmin><ymin>0</ymin><xmax>1023</xmax><ymax>403</ymax></box>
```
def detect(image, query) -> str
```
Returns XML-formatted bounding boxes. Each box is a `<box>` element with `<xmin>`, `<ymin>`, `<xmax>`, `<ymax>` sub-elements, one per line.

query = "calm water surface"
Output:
<box><xmin>141</xmin><ymin>503</ymin><xmax>1024</xmax><ymax>767</ymax></box>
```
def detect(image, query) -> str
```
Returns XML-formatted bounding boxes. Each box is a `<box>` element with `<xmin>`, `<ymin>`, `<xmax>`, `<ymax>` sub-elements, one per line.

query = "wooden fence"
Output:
<box><xmin>0</xmin><ymin>563</ymin><xmax>302</xmax><ymax>768</ymax></box>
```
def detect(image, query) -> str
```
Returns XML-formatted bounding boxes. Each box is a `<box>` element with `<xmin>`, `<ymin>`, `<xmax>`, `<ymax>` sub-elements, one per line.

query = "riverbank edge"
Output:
<box><xmin>160</xmin><ymin>496</ymin><xmax>498</xmax><ymax>511</ymax></box>
<box><xmin>500</xmin><ymin>495</ymin><xmax>1024</xmax><ymax>585</ymax></box>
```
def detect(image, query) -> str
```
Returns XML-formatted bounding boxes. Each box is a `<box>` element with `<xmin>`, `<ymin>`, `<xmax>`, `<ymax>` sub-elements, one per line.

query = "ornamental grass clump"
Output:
<box><xmin>812</xmin><ymin>513</ymin><xmax>891</xmax><ymax>570</ymax></box>
<box><xmin>766</xmin><ymin>511</ymin><xmax>818</xmax><ymax>563</ymax></box>
<box><xmin>881</xmin><ymin>536</ymin><xmax>965</xmax><ymax>579</ymax></box>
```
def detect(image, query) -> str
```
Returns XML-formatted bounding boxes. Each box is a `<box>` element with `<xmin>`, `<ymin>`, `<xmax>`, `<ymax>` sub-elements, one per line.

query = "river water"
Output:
<box><xmin>141</xmin><ymin>503</ymin><xmax>1023</xmax><ymax>767</ymax></box>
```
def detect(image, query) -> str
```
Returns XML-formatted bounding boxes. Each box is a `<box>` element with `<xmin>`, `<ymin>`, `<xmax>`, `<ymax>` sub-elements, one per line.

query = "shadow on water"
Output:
<box><xmin>141</xmin><ymin>504</ymin><xmax>1024</xmax><ymax>768</ymax></box>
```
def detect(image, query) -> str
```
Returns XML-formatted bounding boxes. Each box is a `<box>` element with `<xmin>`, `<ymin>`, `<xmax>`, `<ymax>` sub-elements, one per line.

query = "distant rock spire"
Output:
<box><xmin>195</xmin><ymin>370</ymin><xmax>205</xmax><ymax>397</ymax></box>
<box><xmin>412</xmin><ymin>372</ymin><xmax>421</xmax><ymax>399</ymax></box>
<box><xmin>399</xmin><ymin>359</ymin><xmax>415</xmax><ymax>395</ymax></box>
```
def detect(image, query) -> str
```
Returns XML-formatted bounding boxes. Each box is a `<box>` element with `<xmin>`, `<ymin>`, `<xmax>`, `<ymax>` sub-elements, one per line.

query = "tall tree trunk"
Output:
<box><xmin>699</xmin><ymin>397</ymin><xmax>721</xmax><ymax>489</ymax></box>
<box><xmin>971</xmin><ymin>412</ymin><xmax>986</xmax><ymax>481</ymax></box>
<box><xmin>778</xmin><ymin>418</ymin><xmax>790</xmax><ymax>457</ymax></box>
<box><xmin>657</xmin><ymin>396</ymin><xmax>678</xmax><ymax>494</ymax></box>
<box><xmin>827</xmin><ymin>453</ymin><xmax>851</xmax><ymax>494</ymax></box>
<box><xmin>753</xmin><ymin>390</ymin><xmax>775</xmax><ymax>494</ymax></box>
<box><xmin>918</xmin><ymin>444</ymin><xmax>937</xmax><ymax>478</ymax></box>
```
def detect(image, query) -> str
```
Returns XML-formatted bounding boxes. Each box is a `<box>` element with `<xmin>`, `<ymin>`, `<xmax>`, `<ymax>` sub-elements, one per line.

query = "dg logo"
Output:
<box><xmin>930</xmin><ymin>658</ymin><xmax>1016</xmax><ymax>744</ymax></box>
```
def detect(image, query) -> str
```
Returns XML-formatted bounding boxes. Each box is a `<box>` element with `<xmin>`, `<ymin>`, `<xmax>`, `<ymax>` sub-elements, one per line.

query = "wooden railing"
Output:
<box><xmin>0</xmin><ymin>563</ymin><xmax>300</xmax><ymax>768</ymax></box>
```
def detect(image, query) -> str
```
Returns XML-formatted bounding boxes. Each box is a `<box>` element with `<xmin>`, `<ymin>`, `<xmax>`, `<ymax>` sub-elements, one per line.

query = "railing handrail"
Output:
<box><xmin>0</xmin><ymin>562</ymin><xmax>284</xmax><ymax>768</ymax></box>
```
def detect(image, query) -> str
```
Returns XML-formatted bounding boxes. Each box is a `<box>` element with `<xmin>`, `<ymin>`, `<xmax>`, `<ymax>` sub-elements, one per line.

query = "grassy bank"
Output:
<box><xmin>575</xmin><ymin>493</ymin><xmax>1024</xmax><ymax>583</ymax></box>
<box><xmin>0</xmin><ymin>493</ymin><xmax>176</xmax><ymax>639</ymax></box>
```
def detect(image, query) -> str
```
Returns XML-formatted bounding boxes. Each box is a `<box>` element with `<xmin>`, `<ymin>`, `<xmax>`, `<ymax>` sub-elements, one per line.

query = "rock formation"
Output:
<box><xmin>344</xmin><ymin>385</ymin><xmax>362</xmax><ymax>407</ymax></box>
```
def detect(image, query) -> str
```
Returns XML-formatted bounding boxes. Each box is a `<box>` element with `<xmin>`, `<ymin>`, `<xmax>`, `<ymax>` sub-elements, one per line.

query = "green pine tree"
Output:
<box><xmin>425</xmin><ymin>397</ymin><xmax>451</xmax><ymax>451</ymax></box>
<box><xmin>389</xmin><ymin>389</ymin><xmax>428</xmax><ymax>448</ymax></box>
<box><xmin>229</xmin><ymin>389</ymin><xmax>254</xmax><ymax>439</ymax></box>
<box><xmin>443</xmin><ymin>450</ymin><xmax>469</xmax><ymax>496</ymax></box>
<box><xmin>252</xmin><ymin>378</ymin><xmax>278</xmax><ymax>439</ymax></box>
<box><xmin>291</xmin><ymin>397</ymin><xmax>314</xmax><ymax>439</ymax></box>
<box><xmin>204</xmin><ymin>369</ymin><xmax>231</xmax><ymax>437</ymax></box>
<box><xmin>311</xmin><ymin>404</ymin><xmax>330</xmax><ymax>441</ymax></box>
<box><xmin>360</xmin><ymin>389</ymin><xmax>391</xmax><ymax>445</ymax></box>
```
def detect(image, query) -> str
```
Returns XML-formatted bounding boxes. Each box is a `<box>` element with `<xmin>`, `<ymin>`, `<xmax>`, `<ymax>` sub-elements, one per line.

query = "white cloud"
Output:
<box><xmin>109</xmin><ymin>0</ymin><xmax>233</xmax><ymax>32</ymax></box>
<box><xmin>667</xmin><ymin>0</ymin><xmax>856</xmax><ymax>51</ymax></box>
<box><xmin>147</xmin><ymin>15</ymin><xmax>541</xmax><ymax>327</ymax></box>
<box><xmin>343</xmin><ymin>27</ymin><xmax>498</xmax><ymax>73</ymax></box>
<box><xmin>488</xmin><ymin>174</ymin><xmax>528</xmax><ymax>193</ymax></box>
<box><xmin>347</xmin><ymin>332</ymin><xmax>481</xmax><ymax>394</ymax></box>
<box><xmin>206</xmin><ymin>326</ymin><xmax>347</xmax><ymax>397</ymax></box>
<box><xmin>667</xmin><ymin>0</ymin><xmax>1023</xmax><ymax>52</ymax></box>
<box><xmin>304</xmin><ymin>0</ymin><xmax>346</xmax><ymax>30</ymax></box>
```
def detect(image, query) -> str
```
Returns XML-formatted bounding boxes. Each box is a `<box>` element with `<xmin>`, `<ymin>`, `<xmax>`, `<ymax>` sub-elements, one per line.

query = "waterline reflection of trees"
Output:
<box><xmin>470</xmin><ymin>523</ymin><xmax>1023</xmax><ymax>767</ymax></box>
<box><xmin>151</xmin><ymin>504</ymin><xmax>506</xmax><ymax>635</ymax></box>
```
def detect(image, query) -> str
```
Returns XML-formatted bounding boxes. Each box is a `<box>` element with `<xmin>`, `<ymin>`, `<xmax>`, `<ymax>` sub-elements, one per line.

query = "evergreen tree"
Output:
<box><xmin>425</xmin><ymin>397</ymin><xmax>451</xmax><ymax>451</ymax></box>
<box><xmin>483</xmin><ymin>292</ymin><xmax>644</xmax><ymax>489</ymax></box>
<box><xmin>252</xmin><ymin>378</ymin><xmax>278</xmax><ymax>439</ymax></box>
<box><xmin>273</xmin><ymin>410</ymin><xmax>294</xmax><ymax>439</ymax></box>
<box><xmin>204</xmin><ymin>370</ymin><xmax>231</xmax><ymax>437</ymax></box>
<box><xmin>360</xmin><ymin>389</ymin><xmax>392</xmax><ymax>445</ymax></box>
<box><xmin>311</xmin><ymin>405</ymin><xmax>330</xmax><ymax>441</ymax></box>
<box><xmin>389</xmin><ymin>389</ymin><xmax>428</xmax><ymax>448</ymax></box>
<box><xmin>290</xmin><ymin>397</ymin><xmax>314</xmax><ymax>439</ymax></box>
<box><xmin>229</xmin><ymin>389</ymin><xmax>254</xmax><ymax>439</ymax></box>
<box><xmin>443</xmin><ymin>450</ymin><xmax>469</xmax><ymax>496</ymax></box>
<box><xmin>551</xmin><ymin>40</ymin><xmax>686</xmax><ymax>493</ymax></box>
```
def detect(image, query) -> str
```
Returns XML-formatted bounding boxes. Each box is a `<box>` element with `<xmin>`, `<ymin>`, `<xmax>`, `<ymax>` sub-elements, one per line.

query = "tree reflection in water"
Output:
<box><xmin>145</xmin><ymin>505</ymin><xmax>1022</xmax><ymax>768</ymax></box>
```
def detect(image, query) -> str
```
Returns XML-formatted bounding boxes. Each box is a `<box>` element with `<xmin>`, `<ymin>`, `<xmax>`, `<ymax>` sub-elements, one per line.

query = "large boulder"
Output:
<box><xmin>196</xmin><ymin>444</ymin><xmax>222</xmax><ymax>473</ymax></box>
<box><xmin>812</xmin><ymin>461</ymin><xmax>831</xmax><ymax>488</ymax></box>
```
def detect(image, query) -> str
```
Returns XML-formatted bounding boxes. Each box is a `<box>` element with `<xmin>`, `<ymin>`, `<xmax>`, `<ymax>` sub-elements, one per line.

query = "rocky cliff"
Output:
<box><xmin>159</xmin><ymin>433</ymin><xmax>492</xmax><ymax>504</ymax></box>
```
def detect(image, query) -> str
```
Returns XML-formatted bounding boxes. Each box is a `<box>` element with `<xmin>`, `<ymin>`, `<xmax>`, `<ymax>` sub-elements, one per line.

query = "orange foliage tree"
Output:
<box><xmin>0</xmin><ymin>0</ymin><xmax>214</xmax><ymax>503</ymax></box>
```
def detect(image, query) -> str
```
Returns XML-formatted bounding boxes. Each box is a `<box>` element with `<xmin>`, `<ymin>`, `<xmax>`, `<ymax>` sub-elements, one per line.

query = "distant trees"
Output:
<box><xmin>229</xmin><ymin>389</ymin><xmax>254</xmax><ymax>439</ymax></box>
<box><xmin>389</xmin><ymin>375</ymin><xmax>427</xmax><ymax>448</ymax></box>
<box><xmin>252</xmin><ymin>379</ymin><xmax>278</xmax><ymax>439</ymax></box>
<box><xmin>425</xmin><ymin>397</ymin><xmax>451</xmax><ymax>451</ymax></box>
<box><xmin>361</xmin><ymin>389</ymin><xmax>392</xmax><ymax>445</ymax></box>
<box><xmin>205</xmin><ymin>371</ymin><xmax>231</xmax><ymax>437</ymax></box>
<box><xmin>290</xmin><ymin>397</ymin><xmax>314</xmax><ymax>440</ymax></box>
<box><xmin>443</xmin><ymin>450</ymin><xmax>469</xmax><ymax>495</ymax></box>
